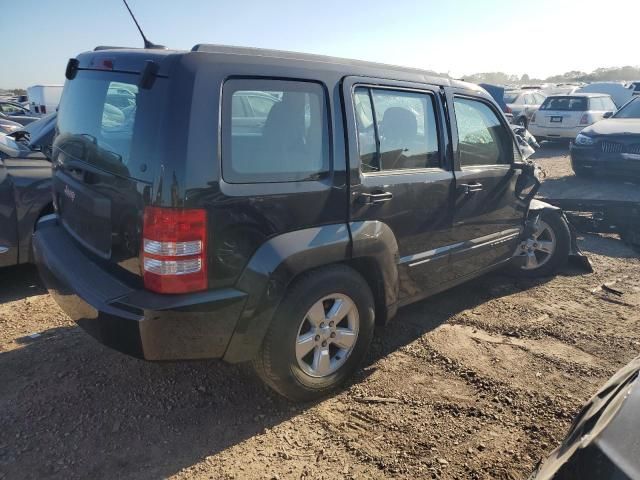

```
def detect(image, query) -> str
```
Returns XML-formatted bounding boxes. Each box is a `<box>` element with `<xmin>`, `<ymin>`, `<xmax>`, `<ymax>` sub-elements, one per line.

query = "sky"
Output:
<box><xmin>2</xmin><ymin>0</ymin><xmax>637</xmax><ymax>88</ymax></box>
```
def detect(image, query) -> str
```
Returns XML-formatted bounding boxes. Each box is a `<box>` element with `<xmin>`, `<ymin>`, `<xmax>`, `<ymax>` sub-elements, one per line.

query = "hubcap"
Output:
<box><xmin>517</xmin><ymin>218</ymin><xmax>556</xmax><ymax>270</ymax></box>
<box><xmin>295</xmin><ymin>294</ymin><xmax>359</xmax><ymax>378</ymax></box>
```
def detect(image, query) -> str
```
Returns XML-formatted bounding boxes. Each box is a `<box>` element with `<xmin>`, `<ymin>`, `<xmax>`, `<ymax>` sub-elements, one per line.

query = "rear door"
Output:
<box><xmin>446</xmin><ymin>92</ymin><xmax>526</xmax><ymax>278</ymax></box>
<box><xmin>52</xmin><ymin>69</ymin><xmax>169</xmax><ymax>286</ymax></box>
<box><xmin>343</xmin><ymin>77</ymin><xmax>456</xmax><ymax>300</ymax></box>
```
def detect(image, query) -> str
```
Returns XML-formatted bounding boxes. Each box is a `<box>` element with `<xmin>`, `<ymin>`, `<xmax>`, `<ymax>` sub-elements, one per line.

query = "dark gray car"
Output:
<box><xmin>0</xmin><ymin>114</ymin><xmax>55</xmax><ymax>267</ymax></box>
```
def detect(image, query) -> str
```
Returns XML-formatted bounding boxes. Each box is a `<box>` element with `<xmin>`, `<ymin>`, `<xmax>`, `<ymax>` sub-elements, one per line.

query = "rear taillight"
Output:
<box><xmin>505</xmin><ymin>105</ymin><xmax>512</xmax><ymax>114</ymax></box>
<box><xmin>142</xmin><ymin>206</ymin><xmax>207</xmax><ymax>294</ymax></box>
<box><xmin>580</xmin><ymin>114</ymin><xmax>590</xmax><ymax>125</ymax></box>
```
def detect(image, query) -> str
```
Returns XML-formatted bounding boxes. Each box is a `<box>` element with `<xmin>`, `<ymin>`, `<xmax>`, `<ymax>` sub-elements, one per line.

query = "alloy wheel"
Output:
<box><xmin>295</xmin><ymin>294</ymin><xmax>359</xmax><ymax>378</ymax></box>
<box><xmin>518</xmin><ymin>218</ymin><xmax>557</xmax><ymax>270</ymax></box>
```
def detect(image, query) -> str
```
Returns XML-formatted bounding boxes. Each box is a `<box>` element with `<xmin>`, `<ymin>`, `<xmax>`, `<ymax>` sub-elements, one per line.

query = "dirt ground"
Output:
<box><xmin>2</xmin><ymin>146</ymin><xmax>640</xmax><ymax>480</ymax></box>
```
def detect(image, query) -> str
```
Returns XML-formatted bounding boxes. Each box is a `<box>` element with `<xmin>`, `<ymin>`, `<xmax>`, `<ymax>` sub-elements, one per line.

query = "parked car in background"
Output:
<box><xmin>0</xmin><ymin>113</ymin><xmax>55</xmax><ymax>267</ymax></box>
<box><xmin>0</xmin><ymin>100</ymin><xmax>33</xmax><ymax>117</ymax></box>
<box><xmin>629</xmin><ymin>81</ymin><xmax>640</xmax><ymax>97</ymax></box>
<box><xmin>27</xmin><ymin>84</ymin><xmax>63</xmax><ymax>115</ymax></box>
<box><xmin>544</xmin><ymin>84</ymin><xmax>581</xmax><ymax>96</ymax></box>
<box><xmin>0</xmin><ymin>111</ymin><xmax>38</xmax><ymax>127</ymax></box>
<box><xmin>530</xmin><ymin>355</ymin><xmax>640</xmax><ymax>480</ymax></box>
<box><xmin>576</xmin><ymin>82</ymin><xmax>633</xmax><ymax>108</ymax></box>
<box><xmin>504</xmin><ymin>90</ymin><xmax>546</xmax><ymax>128</ymax></box>
<box><xmin>33</xmin><ymin>44</ymin><xmax>577</xmax><ymax>402</ymax></box>
<box><xmin>570</xmin><ymin>96</ymin><xmax>640</xmax><ymax>178</ymax></box>
<box><xmin>478</xmin><ymin>83</ymin><xmax>513</xmax><ymax>122</ymax></box>
<box><xmin>529</xmin><ymin>94</ymin><xmax>617</xmax><ymax>142</ymax></box>
<box><xmin>0</xmin><ymin>116</ymin><xmax>24</xmax><ymax>135</ymax></box>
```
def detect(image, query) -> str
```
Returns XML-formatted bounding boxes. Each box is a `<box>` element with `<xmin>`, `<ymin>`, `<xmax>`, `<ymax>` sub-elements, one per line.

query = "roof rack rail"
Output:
<box><xmin>94</xmin><ymin>46</ymin><xmax>134</xmax><ymax>51</ymax></box>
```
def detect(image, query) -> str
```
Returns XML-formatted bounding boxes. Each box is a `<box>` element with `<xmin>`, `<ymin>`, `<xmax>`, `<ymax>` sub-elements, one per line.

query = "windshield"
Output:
<box><xmin>55</xmin><ymin>70</ymin><xmax>165</xmax><ymax>180</ymax></box>
<box><xmin>503</xmin><ymin>92</ymin><xmax>520</xmax><ymax>103</ymax></box>
<box><xmin>540</xmin><ymin>96</ymin><xmax>587</xmax><ymax>111</ymax></box>
<box><xmin>614</xmin><ymin>98</ymin><xmax>640</xmax><ymax>119</ymax></box>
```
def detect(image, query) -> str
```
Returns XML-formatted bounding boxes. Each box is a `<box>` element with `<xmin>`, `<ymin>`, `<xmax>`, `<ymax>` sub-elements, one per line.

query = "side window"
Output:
<box><xmin>603</xmin><ymin>97</ymin><xmax>617</xmax><ymax>111</ymax></box>
<box><xmin>246</xmin><ymin>94</ymin><xmax>277</xmax><ymax>118</ymax></box>
<box><xmin>231</xmin><ymin>95</ymin><xmax>247</xmax><ymax>117</ymax></box>
<box><xmin>222</xmin><ymin>79</ymin><xmax>329</xmax><ymax>184</ymax></box>
<box><xmin>353</xmin><ymin>87</ymin><xmax>440</xmax><ymax>172</ymax></box>
<box><xmin>353</xmin><ymin>88</ymin><xmax>377</xmax><ymax>172</ymax></box>
<box><xmin>453</xmin><ymin>97</ymin><xmax>513</xmax><ymax>167</ymax></box>
<box><xmin>534</xmin><ymin>93</ymin><xmax>545</xmax><ymax>104</ymax></box>
<box><xmin>523</xmin><ymin>95</ymin><xmax>533</xmax><ymax>105</ymax></box>
<box><xmin>589</xmin><ymin>97</ymin><xmax>603</xmax><ymax>110</ymax></box>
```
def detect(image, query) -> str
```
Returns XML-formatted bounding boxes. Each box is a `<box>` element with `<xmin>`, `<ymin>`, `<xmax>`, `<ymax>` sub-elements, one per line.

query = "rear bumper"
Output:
<box><xmin>33</xmin><ymin>215</ymin><xmax>248</xmax><ymax>361</ymax></box>
<box><xmin>529</xmin><ymin>124</ymin><xmax>584</xmax><ymax>140</ymax></box>
<box><xmin>570</xmin><ymin>145</ymin><xmax>640</xmax><ymax>176</ymax></box>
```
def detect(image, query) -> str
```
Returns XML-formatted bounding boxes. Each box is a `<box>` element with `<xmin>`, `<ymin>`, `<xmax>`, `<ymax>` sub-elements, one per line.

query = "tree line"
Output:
<box><xmin>462</xmin><ymin>66</ymin><xmax>640</xmax><ymax>85</ymax></box>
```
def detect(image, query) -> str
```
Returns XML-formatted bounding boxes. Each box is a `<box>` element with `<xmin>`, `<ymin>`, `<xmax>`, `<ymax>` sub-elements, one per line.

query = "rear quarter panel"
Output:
<box><xmin>3</xmin><ymin>156</ymin><xmax>53</xmax><ymax>263</ymax></box>
<box><xmin>0</xmin><ymin>159</ymin><xmax>18</xmax><ymax>266</ymax></box>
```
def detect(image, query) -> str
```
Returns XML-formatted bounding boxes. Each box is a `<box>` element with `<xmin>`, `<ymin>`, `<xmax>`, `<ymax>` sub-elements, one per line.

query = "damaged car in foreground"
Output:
<box><xmin>531</xmin><ymin>356</ymin><xmax>640</xmax><ymax>480</ymax></box>
<box><xmin>34</xmin><ymin>45</ymin><xmax>589</xmax><ymax>401</ymax></box>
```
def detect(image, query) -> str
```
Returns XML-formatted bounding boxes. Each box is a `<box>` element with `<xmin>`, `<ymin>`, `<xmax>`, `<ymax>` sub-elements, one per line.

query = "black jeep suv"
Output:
<box><xmin>34</xmin><ymin>45</ymin><xmax>573</xmax><ymax>401</ymax></box>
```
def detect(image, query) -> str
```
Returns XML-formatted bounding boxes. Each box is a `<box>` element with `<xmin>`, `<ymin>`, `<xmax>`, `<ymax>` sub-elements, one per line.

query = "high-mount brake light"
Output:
<box><xmin>142</xmin><ymin>207</ymin><xmax>208</xmax><ymax>294</ymax></box>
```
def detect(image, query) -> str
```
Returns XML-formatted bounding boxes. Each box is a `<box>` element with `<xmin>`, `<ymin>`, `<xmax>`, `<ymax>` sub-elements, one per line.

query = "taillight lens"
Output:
<box><xmin>505</xmin><ymin>105</ymin><xmax>512</xmax><ymax>114</ymax></box>
<box><xmin>580</xmin><ymin>114</ymin><xmax>590</xmax><ymax>125</ymax></box>
<box><xmin>142</xmin><ymin>206</ymin><xmax>208</xmax><ymax>294</ymax></box>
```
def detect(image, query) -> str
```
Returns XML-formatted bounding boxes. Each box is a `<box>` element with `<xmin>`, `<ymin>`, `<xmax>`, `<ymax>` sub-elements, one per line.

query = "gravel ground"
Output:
<box><xmin>1</xmin><ymin>147</ymin><xmax>639</xmax><ymax>480</ymax></box>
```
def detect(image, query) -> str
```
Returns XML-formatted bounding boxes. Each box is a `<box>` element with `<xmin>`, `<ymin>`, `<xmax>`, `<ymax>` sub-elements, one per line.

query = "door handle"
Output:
<box><xmin>460</xmin><ymin>183</ymin><xmax>483</xmax><ymax>194</ymax></box>
<box><xmin>358</xmin><ymin>191</ymin><xmax>394</xmax><ymax>205</ymax></box>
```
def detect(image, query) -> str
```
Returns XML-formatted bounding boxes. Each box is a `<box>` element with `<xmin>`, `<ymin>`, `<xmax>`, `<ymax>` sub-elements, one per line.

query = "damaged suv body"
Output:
<box><xmin>34</xmin><ymin>45</ymin><xmax>580</xmax><ymax>400</ymax></box>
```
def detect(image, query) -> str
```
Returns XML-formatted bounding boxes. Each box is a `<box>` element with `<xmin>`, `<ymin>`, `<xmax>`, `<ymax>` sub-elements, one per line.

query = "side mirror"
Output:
<box><xmin>603</xmin><ymin>111</ymin><xmax>613</xmax><ymax>119</ymax></box>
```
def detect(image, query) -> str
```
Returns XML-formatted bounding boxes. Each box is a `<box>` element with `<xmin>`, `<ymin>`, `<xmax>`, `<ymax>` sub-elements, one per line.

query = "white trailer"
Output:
<box><xmin>26</xmin><ymin>85</ymin><xmax>63</xmax><ymax>116</ymax></box>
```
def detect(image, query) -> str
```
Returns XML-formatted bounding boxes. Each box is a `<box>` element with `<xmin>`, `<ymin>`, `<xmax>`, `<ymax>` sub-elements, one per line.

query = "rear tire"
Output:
<box><xmin>253</xmin><ymin>265</ymin><xmax>375</xmax><ymax>402</ymax></box>
<box><xmin>510</xmin><ymin>210</ymin><xmax>571</xmax><ymax>278</ymax></box>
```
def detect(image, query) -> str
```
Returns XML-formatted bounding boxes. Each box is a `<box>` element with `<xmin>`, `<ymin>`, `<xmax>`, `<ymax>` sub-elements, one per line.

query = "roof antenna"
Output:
<box><xmin>122</xmin><ymin>0</ymin><xmax>165</xmax><ymax>49</ymax></box>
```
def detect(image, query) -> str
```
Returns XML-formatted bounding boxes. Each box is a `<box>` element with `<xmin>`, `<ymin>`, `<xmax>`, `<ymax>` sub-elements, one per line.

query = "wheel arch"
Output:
<box><xmin>223</xmin><ymin>221</ymin><xmax>400</xmax><ymax>362</ymax></box>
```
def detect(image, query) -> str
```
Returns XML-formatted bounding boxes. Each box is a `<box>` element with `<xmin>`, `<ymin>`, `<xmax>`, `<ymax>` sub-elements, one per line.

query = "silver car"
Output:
<box><xmin>504</xmin><ymin>90</ymin><xmax>546</xmax><ymax>128</ymax></box>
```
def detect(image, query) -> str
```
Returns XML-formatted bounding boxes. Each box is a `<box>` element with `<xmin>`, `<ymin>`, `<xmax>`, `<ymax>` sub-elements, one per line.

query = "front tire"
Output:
<box><xmin>253</xmin><ymin>265</ymin><xmax>375</xmax><ymax>402</ymax></box>
<box><xmin>510</xmin><ymin>211</ymin><xmax>571</xmax><ymax>278</ymax></box>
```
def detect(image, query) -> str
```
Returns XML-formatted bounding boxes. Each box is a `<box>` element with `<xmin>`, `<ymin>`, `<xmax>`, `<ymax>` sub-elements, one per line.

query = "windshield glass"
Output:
<box><xmin>55</xmin><ymin>70</ymin><xmax>164</xmax><ymax>180</ymax></box>
<box><xmin>503</xmin><ymin>92</ymin><xmax>520</xmax><ymax>103</ymax></box>
<box><xmin>540</xmin><ymin>96</ymin><xmax>587</xmax><ymax>111</ymax></box>
<box><xmin>614</xmin><ymin>98</ymin><xmax>640</xmax><ymax>119</ymax></box>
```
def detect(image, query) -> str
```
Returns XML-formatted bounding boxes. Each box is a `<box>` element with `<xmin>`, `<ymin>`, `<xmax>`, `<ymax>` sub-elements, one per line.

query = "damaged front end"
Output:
<box><xmin>515</xmin><ymin>160</ymin><xmax>592</xmax><ymax>273</ymax></box>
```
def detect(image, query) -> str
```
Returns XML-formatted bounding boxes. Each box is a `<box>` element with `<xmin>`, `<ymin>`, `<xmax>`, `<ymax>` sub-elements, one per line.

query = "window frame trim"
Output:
<box><xmin>451</xmin><ymin>93</ymin><xmax>518</xmax><ymax>170</ymax></box>
<box><xmin>350</xmin><ymin>83</ymin><xmax>447</xmax><ymax>176</ymax></box>
<box><xmin>220</xmin><ymin>76</ymin><xmax>334</xmax><ymax>185</ymax></box>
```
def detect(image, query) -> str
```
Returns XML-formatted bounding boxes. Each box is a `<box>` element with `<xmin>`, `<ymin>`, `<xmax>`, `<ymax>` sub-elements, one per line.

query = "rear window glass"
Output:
<box><xmin>222</xmin><ymin>79</ymin><xmax>330</xmax><ymax>183</ymax></box>
<box><xmin>55</xmin><ymin>70</ymin><xmax>164</xmax><ymax>180</ymax></box>
<box><xmin>503</xmin><ymin>92</ymin><xmax>520</xmax><ymax>103</ymax></box>
<box><xmin>540</xmin><ymin>96</ymin><xmax>588</xmax><ymax>111</ymax></box>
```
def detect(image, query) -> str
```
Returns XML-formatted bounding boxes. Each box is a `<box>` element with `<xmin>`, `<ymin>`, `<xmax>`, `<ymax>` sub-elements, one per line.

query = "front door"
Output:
<box><xmin>343</xmin><ymin>77</ymin><xmax>456</xmax><ymax>301</ymax></box>
<box><xmin>447</xmin><ymin>92</ymin><xmax>527</xmax><ymax>278</ymax></box>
